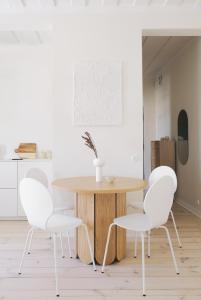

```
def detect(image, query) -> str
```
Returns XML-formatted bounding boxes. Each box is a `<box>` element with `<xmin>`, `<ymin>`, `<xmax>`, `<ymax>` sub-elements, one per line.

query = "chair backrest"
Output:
<box><xmin>26</xmin><ymin>168</ymin><xmax>49</xmax><ymax>188</ymax></box>
<box><xmin>144</xmin><ymin>176</ymin><xmax>175</xmax><ymax>228</ymax></box>
<box><xmin>20</xmin><ymin>178</ymin><xmax>53</xmax><ymax>230</ymax></box>
<box><xmin>149</xmin><ymin>166</ymin><xmax>177</xmax><ymax>193</ymax></box>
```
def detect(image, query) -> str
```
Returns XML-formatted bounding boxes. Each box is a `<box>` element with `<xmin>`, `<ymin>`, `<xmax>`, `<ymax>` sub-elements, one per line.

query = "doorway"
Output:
<box><xmin>142</xmin><ymin>33</ymin><xmax>201</xmax><ymax>217</ymax></box>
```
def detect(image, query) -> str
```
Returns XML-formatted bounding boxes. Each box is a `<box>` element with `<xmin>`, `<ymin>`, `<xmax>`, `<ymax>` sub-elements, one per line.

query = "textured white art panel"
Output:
<box><xmin>73</xmin><ymin>61</ymin><xmax>122</xmax><ymax>126</ymax></box>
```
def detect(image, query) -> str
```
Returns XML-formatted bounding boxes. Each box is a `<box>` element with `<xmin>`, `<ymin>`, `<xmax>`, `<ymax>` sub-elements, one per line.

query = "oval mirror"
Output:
<box><xmin>178</xmin><ymin>110</ymin><xmax>189</xmax><ymax>165</ymax></box>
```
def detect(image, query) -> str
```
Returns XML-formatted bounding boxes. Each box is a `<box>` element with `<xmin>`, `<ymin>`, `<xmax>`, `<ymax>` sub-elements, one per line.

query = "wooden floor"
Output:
<box><xmin>0</xmin><ymin>204</ymin><xmax>201</xmax><ymax>299</ymax></box>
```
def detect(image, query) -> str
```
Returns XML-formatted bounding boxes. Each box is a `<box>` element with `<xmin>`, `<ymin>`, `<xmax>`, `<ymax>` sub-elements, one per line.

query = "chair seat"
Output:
<box><xmin>46</xmin><ymin>214</ymin><xmax>82</xmax><ymax>233</ymax></box>
<box><xmin>114</xmin><ymin>213</ymin><xmax>152</xmax><ymax>232</ymax></box>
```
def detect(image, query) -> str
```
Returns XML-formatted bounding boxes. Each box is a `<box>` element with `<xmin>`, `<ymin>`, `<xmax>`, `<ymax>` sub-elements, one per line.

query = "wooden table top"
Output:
<box><xmin>52</xmin><ymin>176</ymin><xmax>147</xmax><ymax>194</ymax></box>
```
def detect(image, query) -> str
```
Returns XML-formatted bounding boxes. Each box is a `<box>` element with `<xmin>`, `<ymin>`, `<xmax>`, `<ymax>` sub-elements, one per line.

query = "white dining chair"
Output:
<box><xmin>26</xmin><ymin>168</ymin><xmax>73</xmax><ymax>258</ymax></box>
<box><xmin>26</xmin><ymin>167</ymin><xmax>49</xmax><ymax>188</ymax></box>
<box><xmin>134</xmin><ymin>166</ymin><xmax>182</xmax><ymax>259</ymax></box>
<box><xmin>148</xmin><ymin>166</ymin><xmax>182</xmax><ymax>248</ymax></box>
<box><xmin>18</xmin><ymin>178</ymin><xmax>96</xmax><ymax>297</ymax></box>
<box><xmin>26</xmin><ymin>168</ymin><xmax>74</xmax><ymax>212</ymax></box>
<box><xmin>101</xmin><ymin>176</ymin><xmax>180</xmax><ymax>296</ymax></box>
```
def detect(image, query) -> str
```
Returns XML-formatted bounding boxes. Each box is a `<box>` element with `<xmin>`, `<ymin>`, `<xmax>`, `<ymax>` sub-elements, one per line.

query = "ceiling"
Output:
<box><xmin>0</xmin><ymin>0</ymin><xmax>200</xmax><ymax>12</ymax></box>
<box><xmin>142</xmin><ymin>36</ymin><xmax>194</xmax><ymax>78</ymax></box>
<box><xmin>0</xmin><ymin>1</ymin><xmax>199</xmax><ymax>45</ymax></box>
<box><xmin>0</xmin><ymin>30</ymin><xmax>51</xmax><ymax>45</ymax></box>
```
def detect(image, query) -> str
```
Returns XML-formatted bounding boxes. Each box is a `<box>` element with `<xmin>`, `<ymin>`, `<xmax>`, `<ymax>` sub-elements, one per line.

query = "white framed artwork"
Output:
<box><xmin>73</xmin><ymin>61</ymin><xmax>122</xmax><ymax>126</ymax></box>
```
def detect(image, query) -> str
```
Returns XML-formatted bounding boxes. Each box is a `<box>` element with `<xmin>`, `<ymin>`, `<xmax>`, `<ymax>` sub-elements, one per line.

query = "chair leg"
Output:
<box><xmin>18</xmin><ymin>227</ymin><xmax>34</xmax><ymax>275</ymax></box>
<box><xmin>101</xmin><ymin>223</ymin><xmax>115</xmax><ymax>273</ymax></box>
<box><xmin>134</xmin><ymin>231</ymin><xmax>138</xmax><ymax>258</ymax></box>
<box><xmin>147</xmin><ymin>231</ymin><xmax>151</xmax><ymax>258</ymax></box>
<box><xmin>82</xmin><ymin>224</ymin><xmax>96</xmax><ymax>271</ymax></box>
<box><xmin>59</xmin><ymin>233</ymin><xmax>65</xmax><ymax>258</ymax></box>
<box><xmin>160</xmin><ymin>226</ymin><xmax>180</xmax><ymax>275</ymax></box>
<box><xmin>170</xmin><ymin>210</ymin><xmax>182</xmax><ymax>248</ymax></box>
<box><xmin>141</xmin><ymin>232</ymin><xmax>146</xmax><ymax>296</ymax></box>
<box><xmin>135</xmin><ymin>231</ymin><xmax>151</xmax><ymax>259</ymax></box>
<box><xmin>67</xmin><ymin>232</ymin><xmax>72</xmax><ymax>258</ymax></box>
<box><xmin>53</xmin><ymin>233</ymin><xmax>60</xmax><ymax>297</ymax></box>
<box><xmin>27</xmin><ymin>229</ymin><xmax>34</xmax><ymax>255</ymax></box>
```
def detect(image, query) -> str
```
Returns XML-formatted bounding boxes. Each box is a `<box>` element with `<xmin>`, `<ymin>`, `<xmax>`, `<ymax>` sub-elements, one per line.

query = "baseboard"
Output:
<box><xmin>0</xmin><ymin>217</ymin><xmax>27</xmax><ymax>221</ymax></box>
<box><xmin>176</xmin><ymin>198</ymin><xmax>201</xmax><ymax>219</ymax></box>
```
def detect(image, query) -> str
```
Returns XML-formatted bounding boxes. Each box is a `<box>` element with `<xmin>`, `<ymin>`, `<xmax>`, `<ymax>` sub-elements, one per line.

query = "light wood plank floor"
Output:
<box><xmin>0</xmin><ymin>204</ymin><xmax>201</xmax><ymax>299</ymax></box>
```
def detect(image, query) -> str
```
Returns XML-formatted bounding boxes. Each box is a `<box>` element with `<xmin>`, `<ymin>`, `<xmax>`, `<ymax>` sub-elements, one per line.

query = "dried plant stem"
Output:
<box><xmin>81</xmin><ymin>132</ymin><xmax>98</xmax><ymax>158</ymax></box>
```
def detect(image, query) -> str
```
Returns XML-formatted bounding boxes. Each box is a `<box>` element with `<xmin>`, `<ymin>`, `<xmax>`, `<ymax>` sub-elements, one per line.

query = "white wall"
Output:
<box><xmin>143</xmin><ymin>73</ymin><xmax>172</xmax><ymax>179</ymax></box>
<box><xmin>143</xmin><ymin>79</ymin><xmax>156</xmax><ymax>179</ymax></box>
<box><xmin>167</xmin><ymin>38</ymin><xmax>201</xmax><ymax>216</ymax></box>
<box><xmin>0</xmin><ymin>11</ymin><xmax>201</xmax><ymax>208</ymax></box>
<box><xmin>51</xmin><ymin>15</ymin><xmax>144</xmax><ymax>206</ymax></box>
<box><xmin>154</xmin><ymin>73</ymin><xmax>171</xmax><ymax>139</ymax></box>
<box><xmin>0</xmin><ymin>45</ymin><xmax>53</xmax><ymax>158</ymax></box>
<box><xmin>52</xmin><ymin>16</ymin><xmax>143</xmax><ymax>179</ymax></box>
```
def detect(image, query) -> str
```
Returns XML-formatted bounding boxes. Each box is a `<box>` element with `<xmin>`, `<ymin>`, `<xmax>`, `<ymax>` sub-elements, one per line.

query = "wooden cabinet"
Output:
<box><xmin>151</xmin><ymin>138</ymin><xmax>176</xmax><ymax>171</ymax></box>
<box><xmin>0</xmin><ymin>160</ymin><xmax>52</xmax><ymax>219</ymax></box>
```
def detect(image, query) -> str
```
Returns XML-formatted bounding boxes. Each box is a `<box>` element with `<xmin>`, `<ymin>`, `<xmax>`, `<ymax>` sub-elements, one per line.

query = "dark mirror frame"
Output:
<box><xmin>177</xmin><ymin>109</ymin><xmax>189</xmax><ymax>165</ymax></box>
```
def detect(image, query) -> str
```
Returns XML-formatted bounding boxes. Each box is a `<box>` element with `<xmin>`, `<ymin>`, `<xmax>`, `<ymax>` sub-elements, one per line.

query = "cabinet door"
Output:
<box><xmin>0</xmin><ymin>189</ymin><xmax>17</xmax><ymax>217</ymax></box>
<box><xmin>0</xmin><ymin>162</ymin><xmax>17</xmax><ymax>188</ymax></box>
<box><xmin>17</xmin><ymin>160</ymin><xmax>53</xmax><ymax>217</ymax></box>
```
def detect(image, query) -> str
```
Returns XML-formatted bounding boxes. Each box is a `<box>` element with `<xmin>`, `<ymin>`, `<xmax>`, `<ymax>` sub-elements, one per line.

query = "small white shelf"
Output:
<box><xmin>0</xmin><ymin>159</ymin><xmax>52</xmax><ymax>162</ymax></box>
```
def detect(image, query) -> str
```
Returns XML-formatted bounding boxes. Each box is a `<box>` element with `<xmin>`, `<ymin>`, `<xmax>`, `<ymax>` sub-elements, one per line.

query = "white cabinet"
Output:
<box><xmin>0</xmin><ymin>161</ymin><xmax>18</xmax><ymax>218</ymax></box>
<box><xmin>0</xmin><ymin>160</ymin><xmax>52</xmax><ymax>219</ymax></box>
<box><xmin>0</xmin><ymin>162</ymin><xmax>17</xmax><ymax>188</ymax></box>
<box><xmin>0</xmin><ymin>189</ymin><xmax>18</xmax><ymax>217</ymax></box>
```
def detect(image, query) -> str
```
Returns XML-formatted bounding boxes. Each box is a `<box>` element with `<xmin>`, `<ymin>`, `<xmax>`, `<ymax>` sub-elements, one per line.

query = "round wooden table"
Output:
<box><xmin>52</xmin><ymin>176</ymin><xmax>147</xmax><ymax>265</ymax></box>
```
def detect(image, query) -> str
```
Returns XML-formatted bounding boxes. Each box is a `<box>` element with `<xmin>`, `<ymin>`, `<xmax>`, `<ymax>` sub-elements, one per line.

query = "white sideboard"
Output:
<box><xmin>0</xmin><ymin>159</ymin><xmax>52</xmax><ymax>219</ymax></box>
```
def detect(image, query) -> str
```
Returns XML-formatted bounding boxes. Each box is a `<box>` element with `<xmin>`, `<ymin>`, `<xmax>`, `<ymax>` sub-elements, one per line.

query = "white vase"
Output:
<box><xmin>93</xmin><ymin>158</ymin><xmax>104</xmax><ymax>182</ymax></box>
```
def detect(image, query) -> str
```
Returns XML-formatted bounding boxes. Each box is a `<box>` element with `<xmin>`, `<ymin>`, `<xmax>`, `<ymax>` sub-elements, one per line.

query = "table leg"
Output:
<box><xmin>76</xmin><ymin>193</ymin><xmax>94</xmax><ymax>264</ymax></box>
<box><xmin>76</xmin><ymin>192</ymin><xmax>126</xmax><ymax>265</ymax></box>
<box><xmin>116</xmin><ymin>193</ymin><xmax>126</xmax><ymax>261</ymax></box>
<box><xmin>95</xmin><ymin>193</ymin><xmax>116</xmax><ymax>265</ymax></box>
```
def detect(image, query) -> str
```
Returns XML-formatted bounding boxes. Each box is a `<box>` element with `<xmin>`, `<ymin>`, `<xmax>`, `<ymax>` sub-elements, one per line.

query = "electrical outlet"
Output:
<box><xmin>197</xmin><ymin>199</ymin><xmax>200</xmax><ymax>205</ymax></box>
<box><xmin>130</xmin><ymin>154</ymin><xmax>138</xmax><ymax>162</ymax></box>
